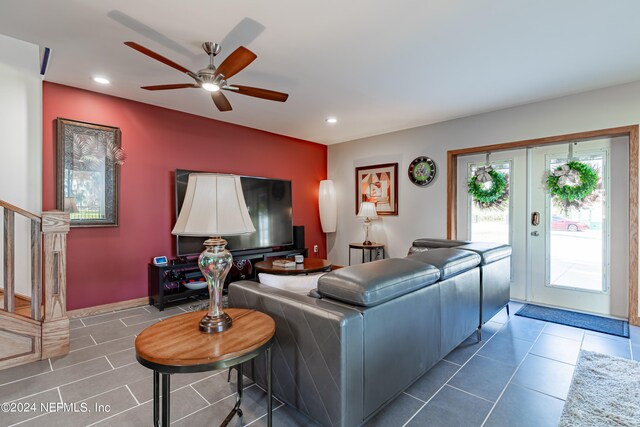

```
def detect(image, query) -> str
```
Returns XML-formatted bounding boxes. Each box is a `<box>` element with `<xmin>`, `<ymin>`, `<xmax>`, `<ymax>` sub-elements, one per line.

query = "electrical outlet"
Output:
<box><xmin>313</xmin><ymin>245</ymin><xmax>319</xmax><ymax>253</ymax></box>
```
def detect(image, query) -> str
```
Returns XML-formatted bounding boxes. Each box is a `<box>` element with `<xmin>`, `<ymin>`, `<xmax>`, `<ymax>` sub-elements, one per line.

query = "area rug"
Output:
<box><xmin>516</xmin><ymin>304</ymin><xmax>629</xmax><ymax>338</ymax></box>
<box><xmin>559</xmin><ymin>351</ymin><xmax>640</xmax><ymax>426</ymax></box>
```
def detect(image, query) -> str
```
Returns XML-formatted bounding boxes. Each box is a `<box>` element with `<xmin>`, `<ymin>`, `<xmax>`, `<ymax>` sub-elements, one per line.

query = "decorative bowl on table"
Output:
<box><xmin>183</xmin><ymin>280</ymin><xmax>207</xmax><ymax>290</ymax></box>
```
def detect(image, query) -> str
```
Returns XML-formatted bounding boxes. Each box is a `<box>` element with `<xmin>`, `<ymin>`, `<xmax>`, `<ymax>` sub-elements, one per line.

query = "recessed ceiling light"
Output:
<box><xmin>93</xmin><ymin>76</ymin><xmax>110</xmax><ymax>85</ymax></box>
<box><xmin>326</xmin><ymin>117</ymin><xmax>337</xmax><ymax>124</ymax></box>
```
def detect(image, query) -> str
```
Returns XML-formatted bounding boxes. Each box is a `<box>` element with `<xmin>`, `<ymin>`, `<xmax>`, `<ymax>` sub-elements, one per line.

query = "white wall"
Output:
<box><xmin>0</xmin><ymin>34</ymin><xmax>43</xmax><ymax>296</ymax></box>
<box><xmin>327</xmin><ymin>80</ymin><xmax>640</xmax><ymax>317</ymax></box>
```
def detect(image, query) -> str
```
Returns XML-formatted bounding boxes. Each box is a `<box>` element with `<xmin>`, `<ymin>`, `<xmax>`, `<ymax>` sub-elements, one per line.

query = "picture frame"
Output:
<box><xmin>56</xmin><ymin>118</ymin><xmax>121</xmax><ymax>227</ymax></box>
<box><xmin>355</xmin><ymin>162</ymin><xmax>398</xmax><ymax>215</ymax></box>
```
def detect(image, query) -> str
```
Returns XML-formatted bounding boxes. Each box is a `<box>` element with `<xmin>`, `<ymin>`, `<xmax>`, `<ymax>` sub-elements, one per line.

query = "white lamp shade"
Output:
<box><xmin>172</xmin><ymin>173</ymin><xmax>256</xmax><ymax>236</ymax></box>
<box><xmin>319</xmin><ymin>180</ymin><xmax>337</xmax><ymax>233</ymax></box>
<box><xmin>357</xmin><ymin>202</ymin><xmax>378</xmax><ymax>219</ymax></box>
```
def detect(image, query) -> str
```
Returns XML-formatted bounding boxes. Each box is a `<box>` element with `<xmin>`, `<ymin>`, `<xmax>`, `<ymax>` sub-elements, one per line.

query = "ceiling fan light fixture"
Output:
<box><xmin>202</xmin><ymin>82</ymin><xmax>220</xmax><ymax>92</ymax></box>
<box><xmin>125</xmin><ymin>41</ymin><xmax>288</xmax><ymax>112</ymax></box>
<box><xmin>200</xmin><ymin>71</ymin><xmax>220</xmax><ymax>92</ymax></box>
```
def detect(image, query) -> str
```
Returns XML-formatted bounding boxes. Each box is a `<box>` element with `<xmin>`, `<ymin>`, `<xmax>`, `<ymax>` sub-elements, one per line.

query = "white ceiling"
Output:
<box><xmin>2</xmin><ymin>1</ymin><xmax>640</xmax><ymax>145</ymax></box>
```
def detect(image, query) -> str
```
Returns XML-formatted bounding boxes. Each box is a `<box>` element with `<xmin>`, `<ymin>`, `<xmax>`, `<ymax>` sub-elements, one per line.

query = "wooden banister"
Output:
<box><xmin>0</xmin><ymin>204</ymin><xmax>70</xmax><ymax>322</ymax></box>
<box><xmin>40</xmin><ymin>211</ymin><xmax>70</xmax><ymax>359</ymax></box>
<box><xmin>31</xmin><ymin>220</ymin><xmax>42</xmax><ymax>321</ymax></box>
<box><xmin>2</xmin><ymin>202</ymin><xmax>43</xmax><ymax>318</ymax></box>
<box><xmin>0</xmin><ymin>200</ymin><xmax>42</xmax><ymax>223</ymax></box>
<box><xmin>42</xmin><ymin>212</ymin><xmax>70</xmax><ymax>320</ymax></box>
<box><xmin>4</xmin><ymin>210</ymin><xmax>15</xmax><ymax>313</ymax></box>
<box><xmin>0</xmin><ymin>204</ymin><xmax>69</xmax><ymax>320</ymax></box>
<box><xmin>0</xmin><ymin>201</ymin><xmax>70</xmax><ymax>366</ymax></box>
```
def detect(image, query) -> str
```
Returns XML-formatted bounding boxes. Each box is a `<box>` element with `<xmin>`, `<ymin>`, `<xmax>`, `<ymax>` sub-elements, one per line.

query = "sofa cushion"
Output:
<box><xmin>454</xmin><ymin>243</ymin><xmax>512</xmax><ymax>265</ymax></box>
<box><xmin>258</xmin><ymin>272</ymin><xmax>325</xmax><ymax>294</ymax></box>
<box><xmin>412</xmin><ymin>238</ymin><xmax>470</xmax><ymax>249</ymax></box>
<box><xmin>407</xmin><ymin>248</ymin><xmax>480</xmax><ymax>280</ymax></box>
<box><xmin>317</xmin><ymin>258</ymin><xmax>440</xmax><ymax>307</ymax></box>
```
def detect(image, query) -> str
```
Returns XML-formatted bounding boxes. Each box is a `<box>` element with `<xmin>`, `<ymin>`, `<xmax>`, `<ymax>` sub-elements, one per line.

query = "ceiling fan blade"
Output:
<box><xmin>211</xmin><ymin>91</ymin><xmax>232</xmax><ymax>112</ymax></box>
<box><xmin>215</xmin><ymin>46</ymin><xmax>257</xmax><ymax>79</ymax></box>
<box><xmin>141</xmin><ymin>83</ymin><xmax>199</xmax><ymax>90</ymax></box>
<box><xmin>228</xmin><ymin>85</ymin><xmax>289</xmax><ymax>102</ymax></box>
<box><xmin>125</xmin><ymin>41</ymin><xmax>194</xmax><ymax>76</ymax></box>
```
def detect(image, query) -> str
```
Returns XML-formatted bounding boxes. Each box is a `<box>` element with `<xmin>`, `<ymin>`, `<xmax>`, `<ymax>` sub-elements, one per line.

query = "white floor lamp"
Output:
<box><xmin>319</xmin><ymin>180</ymin><xmax>337</xmax><ymax>233</ymax></box>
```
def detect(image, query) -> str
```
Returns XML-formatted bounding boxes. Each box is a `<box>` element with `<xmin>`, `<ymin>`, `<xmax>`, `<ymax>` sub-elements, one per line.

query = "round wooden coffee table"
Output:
<box><xmin>255</xmin><ymin>258</ymin><xmax>332</xmax><ymax>275</ymax></box>
<box><xmin>135</xmin><ymin>308</ymin><xmax>275</xmax><ymax>426</ymax></box>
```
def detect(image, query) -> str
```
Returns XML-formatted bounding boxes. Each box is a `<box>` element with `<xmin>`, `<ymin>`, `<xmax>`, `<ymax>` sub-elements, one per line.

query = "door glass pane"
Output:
<box><xmin>548</xmin><ymin>153</ymin><xmax>606</xmax><ymax>292</ymax></box>
<box><xmin>469</xmin><ymin>161</ymin><xmax>510</xmax><ymax>245</ymax></box>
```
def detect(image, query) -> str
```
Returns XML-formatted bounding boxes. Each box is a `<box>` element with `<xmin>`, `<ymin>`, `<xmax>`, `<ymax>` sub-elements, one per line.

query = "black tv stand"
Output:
<box><xmin>148</xmin><ymin>246</ymin><xmax>307</xmax><ymax>311</ymax></box>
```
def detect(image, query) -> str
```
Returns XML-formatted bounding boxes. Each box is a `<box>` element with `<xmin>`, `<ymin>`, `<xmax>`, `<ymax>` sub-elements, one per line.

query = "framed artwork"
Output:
<box><xmin>56</xmin><ymin>118</ymin><xmax>122</xmax><ymax>227</ymax></box>
<box><xmin>355</xmin><ymin>162</ymin><xmax>398</xmax><ymax>215</ymax></box>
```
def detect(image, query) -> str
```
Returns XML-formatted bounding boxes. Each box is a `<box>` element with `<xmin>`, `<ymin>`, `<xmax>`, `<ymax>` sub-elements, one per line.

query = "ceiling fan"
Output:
<box><xmin>124</xmin><ymin>41</ymin><xmax>288</xmax><ymax>112</ymax></box>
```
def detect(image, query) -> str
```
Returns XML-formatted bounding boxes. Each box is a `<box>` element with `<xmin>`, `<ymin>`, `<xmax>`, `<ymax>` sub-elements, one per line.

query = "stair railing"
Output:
<box><xmin>1</xmin><ymin>200</ymin><xmax>70</xmax><ymax>358</ymax></box>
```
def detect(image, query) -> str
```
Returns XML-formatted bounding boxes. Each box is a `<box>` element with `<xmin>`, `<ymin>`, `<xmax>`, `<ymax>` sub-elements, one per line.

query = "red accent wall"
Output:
<box><xmin>42</xmin><ymin>82</ymin><xmax>327</xmax><ymax>310</ymax></box>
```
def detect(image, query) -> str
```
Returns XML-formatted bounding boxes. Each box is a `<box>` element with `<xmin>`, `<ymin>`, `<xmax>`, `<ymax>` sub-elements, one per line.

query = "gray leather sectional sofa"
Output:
<box><xmin>409</xmin><ymin>238</ymin><xmax>512</xmax><ymax>331</ymax></box>
<box><xmin>228</xmin><ymin>240</ymin><xmax>511</xmax><ymax>427</ymax></box>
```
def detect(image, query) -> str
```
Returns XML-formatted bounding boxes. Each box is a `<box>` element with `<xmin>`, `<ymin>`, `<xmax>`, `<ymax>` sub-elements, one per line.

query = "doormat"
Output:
<box><xmin>559</xmin><ymin>351</ymin><xmax>640</xmax><ymax>426</ymax></box>
<box><xmin>516</xmin><ymin>304</ymin><xmax>629</xmax><ymax>338</ymax></box>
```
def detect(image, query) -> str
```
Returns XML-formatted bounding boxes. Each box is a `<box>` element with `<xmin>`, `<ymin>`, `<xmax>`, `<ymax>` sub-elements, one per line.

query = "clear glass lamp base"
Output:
<box><xmin>198</xmin><ymin>236</ymin><xmax>233</xmax><ymax>334</ymax></box>
<box><xmin>362</xmin><ymin>219</ymin><xmax>372</xmax><ymax>245</ymax></box>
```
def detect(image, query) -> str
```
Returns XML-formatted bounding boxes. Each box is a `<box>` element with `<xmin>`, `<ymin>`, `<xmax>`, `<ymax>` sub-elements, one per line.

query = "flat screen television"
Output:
<box><xmin>175</xmin><ymin>169</ymin><xmax>293</xmax><ymax>257</ymax></box>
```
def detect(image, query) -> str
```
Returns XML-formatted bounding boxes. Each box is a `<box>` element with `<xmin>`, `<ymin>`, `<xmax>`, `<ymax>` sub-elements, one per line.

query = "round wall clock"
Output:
<box><xmin>408</xmin><ymin>156</ymin><xmax>437</xmax><ymax>186</ymax></box>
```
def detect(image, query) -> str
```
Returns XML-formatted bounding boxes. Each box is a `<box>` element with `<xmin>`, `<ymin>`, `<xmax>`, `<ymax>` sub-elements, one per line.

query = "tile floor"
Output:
<box><xmin>0</xmin><ymin>300</ymin><xmax>638</xmax><ymax>427</ymax></box>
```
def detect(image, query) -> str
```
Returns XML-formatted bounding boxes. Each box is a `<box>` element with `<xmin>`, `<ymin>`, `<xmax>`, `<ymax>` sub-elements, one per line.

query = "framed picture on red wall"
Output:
<box><xmin>355</xmin><ymin>162</ymin><xmax>398</xmax><ymax>215</ymax></box>
<box><xmin>56</xmin><ymin>118</ymin><xmax>123</xmax><ymax>227</ymax></box>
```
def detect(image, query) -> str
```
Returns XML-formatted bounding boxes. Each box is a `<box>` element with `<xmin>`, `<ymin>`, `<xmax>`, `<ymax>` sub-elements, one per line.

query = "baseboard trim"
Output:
<box><xmin>67</xmin><ymin>297</ymin><xmax>149</xmax><ymax>319</ymax></box>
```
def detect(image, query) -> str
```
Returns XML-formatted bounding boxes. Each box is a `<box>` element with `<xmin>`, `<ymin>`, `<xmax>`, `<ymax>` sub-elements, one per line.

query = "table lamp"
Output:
<box><xmin>357</xmin><ymin>202</ymin><xmax>378</xmax><ymax>245</ymax></box>
<box><xmin>172</xmin><ymin>173</ymin><xmax>255</xmax><ymax>333</ymax></box>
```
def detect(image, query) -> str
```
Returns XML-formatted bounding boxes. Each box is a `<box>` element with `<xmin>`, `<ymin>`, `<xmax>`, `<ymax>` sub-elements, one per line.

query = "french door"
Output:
<box><xmin>456</xmin><ymin>149</ymin><xmax>527</xmax><ymax>301</ymax></box>
<box><xmin>456</xmin><ymin>137</ymin><xmax>628</xmax><ymax>317</ymax></box>
<box><xmin>528</xmin><ymin>141</ymin><xmax>612</xmax><ymax>314</ymax></box>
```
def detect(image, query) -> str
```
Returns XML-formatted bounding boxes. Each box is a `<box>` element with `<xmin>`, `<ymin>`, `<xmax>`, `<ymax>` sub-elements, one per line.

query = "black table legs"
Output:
<box><xmin>221</xmin><ymin>364</ymin><xmax>244</xmax><ymax>426</ymax></box>
<box><xmin>153</xmin><ymin>371</ymin><xmax>170</xmax><ymax>427</ymax></box>
<box><xmin>221</xmin><ymin>347</ymin><xmax>273</xmax><ymax>426</ymax></box>
<box><xmin>162</xmin><ymin>373</ymin><xmax>170</xmax><ymax>426</ymax></box>
<box><xmin>349</xmin><ymin>246</ymin><xmax>385</xmax><ymax>265</ymax></box>
<box><xmin>154</xmin><ymin>371</ymin><xmax>159</xmax><ymax>427</ymax></box>
<box><xmin>267</xmin><ymin>346</ymin><xmax>272</xmax><ymax>427</ymax></box>
<box><xmin>153</xmin><ymin>346</ymin><xmax>273</xmax><ymax>427</ymax></box>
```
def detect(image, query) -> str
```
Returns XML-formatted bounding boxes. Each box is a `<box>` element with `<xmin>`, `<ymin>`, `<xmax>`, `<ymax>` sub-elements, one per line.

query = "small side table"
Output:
<box><xmin>255</xmin><ymin>258</ymin><xmax>332</xmax><ymax>275</ymax></box>
<box><xmin>349</xmin><ymin>243</ymin><xmax>385</xmax><ymax>265</ymax></box>
<box><xmin>135</xmin><ymin>308</ymin><xmax>275</xmax><ymax>427</ymax></box>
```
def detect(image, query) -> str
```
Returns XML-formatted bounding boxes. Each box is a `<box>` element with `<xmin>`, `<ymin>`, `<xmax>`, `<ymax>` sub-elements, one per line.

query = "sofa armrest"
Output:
<box><xmin>228</xmin><ymin>280</ymin><xmax>364</xmax><ymax>427</ymax></box>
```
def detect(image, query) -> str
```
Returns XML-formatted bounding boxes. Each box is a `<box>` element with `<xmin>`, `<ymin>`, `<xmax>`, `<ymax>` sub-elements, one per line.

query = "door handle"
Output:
<box><xmin>531</xmin><ymin>231</ymin><xmax>540</xmax><ymax>236</ymax></box>
<box><xmin>531</xmin><ymin>212</ymin><xmax>540</xmax><ymax>226</ymax></box>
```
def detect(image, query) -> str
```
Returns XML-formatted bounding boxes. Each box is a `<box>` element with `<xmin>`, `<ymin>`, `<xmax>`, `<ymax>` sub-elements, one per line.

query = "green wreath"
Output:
<box><xmin>546</xmin><ymin>161</ymin><xmax>598</xmax><ymax>202</ymax></box>
<box><xmin>468</xmin><ymin>169</ymin><xmax>508</xmax><ymax>208</ymax></box>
